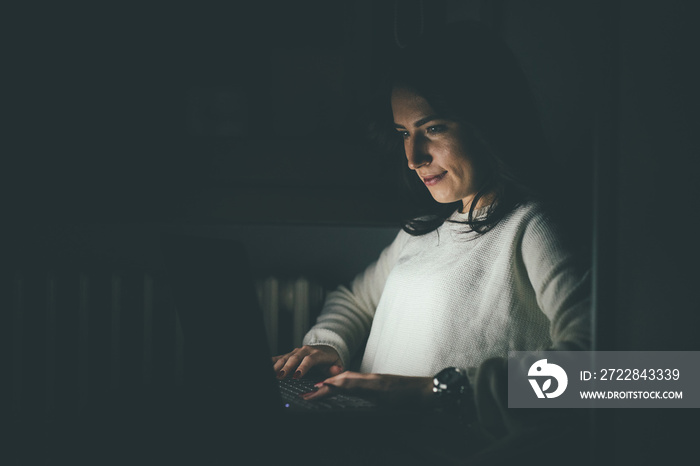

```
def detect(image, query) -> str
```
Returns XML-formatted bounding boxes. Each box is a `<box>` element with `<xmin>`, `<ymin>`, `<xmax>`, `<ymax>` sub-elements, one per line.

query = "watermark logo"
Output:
<box><xmin>510</xmin><ymin>351</ymin><xmax>699</xmax><ymax>408</ymax></box>
<box><xmin>528</xmin><ymin>359</ymin><xmax>568</xmax><ymax>398</ymax></box>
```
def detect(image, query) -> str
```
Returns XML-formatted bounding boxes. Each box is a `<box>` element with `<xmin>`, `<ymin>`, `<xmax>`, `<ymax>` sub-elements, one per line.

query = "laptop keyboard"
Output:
<box><xmin>278</xmin><ymin>378</ymin><xmax>377</xmax><ymax>410</ymax></box>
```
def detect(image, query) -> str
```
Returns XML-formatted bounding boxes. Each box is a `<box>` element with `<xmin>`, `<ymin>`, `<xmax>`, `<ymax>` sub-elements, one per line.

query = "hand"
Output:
<box><xmin>272</xmin><ymin>345</ymin><xmax>344</xmax><ymax>380</ymax></box>
<box><xmin>301</xmin><ymin>371</ymin><xmax>434</xmax><ymax>406</ymax></box>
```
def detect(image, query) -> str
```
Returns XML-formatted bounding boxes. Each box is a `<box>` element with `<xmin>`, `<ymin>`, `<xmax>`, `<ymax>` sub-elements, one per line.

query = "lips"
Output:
<box><xmin>421</xmin><ymin>171</ymin><xmax>447</xmax><ymax>187</ymax></box>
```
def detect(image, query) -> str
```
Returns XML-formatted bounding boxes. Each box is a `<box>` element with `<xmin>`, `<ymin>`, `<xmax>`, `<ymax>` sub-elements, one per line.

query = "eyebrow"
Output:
<box><xmin>393</xmin><ymin>115</ymin><xmax>442</xmax><ymax>129</ymax></box>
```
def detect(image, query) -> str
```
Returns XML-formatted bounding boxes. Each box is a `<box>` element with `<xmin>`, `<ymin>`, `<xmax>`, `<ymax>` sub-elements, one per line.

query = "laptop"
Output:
<box><xmin>157</xmin><ymin>234</ymin><xmax>454</xmax><ymax>465</ymax></box>
<box><xmin>158</xmin><ymin>233</ymin><xmax>378</xmax><ymax>416</ymax></box>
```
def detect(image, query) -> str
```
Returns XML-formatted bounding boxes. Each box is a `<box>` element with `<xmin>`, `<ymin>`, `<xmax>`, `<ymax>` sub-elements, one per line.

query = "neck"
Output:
<box><xmin>460</xmin><ymin>192</ymin><xmax>495</xmax><ymax>214</ymax></box>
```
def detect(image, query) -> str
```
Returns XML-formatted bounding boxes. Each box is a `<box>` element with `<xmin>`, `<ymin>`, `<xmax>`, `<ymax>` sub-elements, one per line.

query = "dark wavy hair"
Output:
<box><xmin>370</xmin><ymin>21</ymin><xmax>554</xmax><ymax>236</ymax></box>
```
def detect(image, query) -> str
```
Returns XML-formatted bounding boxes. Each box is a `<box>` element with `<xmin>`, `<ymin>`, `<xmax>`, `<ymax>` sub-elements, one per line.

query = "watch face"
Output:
<box><xmin>442</xmin><ymin>368</ymin><xmax>463</xmax><ymax>386</ymax></box>
<box><xmin>435</xmin><ymin>367</ymin><xmax>467</xmax><ymax>394</ymax></box>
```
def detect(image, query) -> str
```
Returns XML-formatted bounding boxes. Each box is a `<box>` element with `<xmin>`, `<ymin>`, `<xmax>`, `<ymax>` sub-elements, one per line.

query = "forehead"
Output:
<box><xmin>391</xmin><ymin>87</ymin><xmax>435</xmax><ymax>121</ymax></box>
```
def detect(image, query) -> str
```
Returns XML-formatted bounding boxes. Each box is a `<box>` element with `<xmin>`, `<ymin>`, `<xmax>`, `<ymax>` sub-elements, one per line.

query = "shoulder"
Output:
<box><xmin>496</xmin><ymin>201</ymin><xmax>567</xmax><ymax>253</ymax></box>
<box><xmin>377</xmin><ymin>228</ymin><xmax>414</xmax><ymax>264</ymax></box>
<box><xmin>506</xmin><ymin>200</ymin><xmax>549</xmax><ymax>222</ymax></box>
<box><xmin>495</xmin><ymin>201</ymin><xmax>557</xmax><ymax>236</ymax></box>
<box><xmin>394</xmin><ymin>227</ymin><xmax>413</xmax><ymax>246</ymax></box>
<box><xmin>507</xmin><ymin>202</ymin><xmax>584</xmax><ymax>271</ymax></box>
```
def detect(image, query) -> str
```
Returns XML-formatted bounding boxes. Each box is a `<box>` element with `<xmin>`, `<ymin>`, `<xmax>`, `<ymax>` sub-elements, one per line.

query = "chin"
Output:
<box><xmin>432</xmin><ymin>196</ymin><xmax>459</xmax><ymax>205</ymax></box>
<box><xmin>428</xmin><ymin>190</ymin><xmax>458</xmax><ymax>205</ymax></box>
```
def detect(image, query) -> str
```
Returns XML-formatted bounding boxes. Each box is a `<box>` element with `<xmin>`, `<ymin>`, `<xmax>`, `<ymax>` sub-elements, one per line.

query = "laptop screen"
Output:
<box><xmin>159</xmin><ymin>233</ymin><xmax>282</xmax><ymax>421</ymax></box>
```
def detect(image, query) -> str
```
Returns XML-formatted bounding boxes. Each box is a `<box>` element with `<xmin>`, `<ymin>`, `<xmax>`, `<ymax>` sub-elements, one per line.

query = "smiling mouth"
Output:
<box><xmin>421</xmin><ymin>172</ymin><xmax>447</xmax><ymax>187</ymax></box>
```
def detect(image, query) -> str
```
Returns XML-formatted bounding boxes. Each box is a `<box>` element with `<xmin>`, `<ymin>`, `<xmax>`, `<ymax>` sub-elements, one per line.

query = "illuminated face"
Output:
<box><xmin>391</xmin><ymin>86</ymin><xmax>488</xmax><ymax>211</ymax></box>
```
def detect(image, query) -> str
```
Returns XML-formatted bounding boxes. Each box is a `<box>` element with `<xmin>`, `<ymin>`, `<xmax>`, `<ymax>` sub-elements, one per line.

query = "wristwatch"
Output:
<box><xmin>433</xmin><ymin>367</ymin><xmax>470</xmax><ymax>400</ymax></box>
<box><xmin>433</xmin><ymin>367</ymin><xmax>475</xmax><ymax>421</ymax></box>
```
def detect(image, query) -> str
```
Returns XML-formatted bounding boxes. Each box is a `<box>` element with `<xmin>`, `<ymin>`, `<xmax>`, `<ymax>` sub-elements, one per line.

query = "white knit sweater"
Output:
<box><xmin>303</xmin><ymin>202</ymin><xmax>591</xmax><ymax>378</ymax></box>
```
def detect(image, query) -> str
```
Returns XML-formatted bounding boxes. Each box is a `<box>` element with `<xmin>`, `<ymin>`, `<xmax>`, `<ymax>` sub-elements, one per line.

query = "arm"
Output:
<box><xmin>273</xmin><ymin>230</ymin><xmax>409</xmax><ymax>378</ymax></box>
<box><xmin>302</xmin><ymin>229</ymin><xmax>409</xmax><ymax>367</ymax></box>
<box><xmin>472</xmin><ymin>210</ymin><xmax>592</xmax><ymax>437</ymax></box>
<box><xmin>519</xmin><ymin>211</ymin><xmax>592</xmax><ymax>352</ymax></box>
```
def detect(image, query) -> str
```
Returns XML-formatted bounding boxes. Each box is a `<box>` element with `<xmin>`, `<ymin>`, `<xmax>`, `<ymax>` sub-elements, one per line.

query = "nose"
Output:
<box><xmin>405</xmin><ymin>135</ymin><xmax>432</xmax><ymax>170</ymax></box>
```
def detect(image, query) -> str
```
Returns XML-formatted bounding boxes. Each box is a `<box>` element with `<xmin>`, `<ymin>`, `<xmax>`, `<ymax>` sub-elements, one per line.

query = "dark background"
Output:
<box><xmin>5</xmin><ymin>0</ymin><xmax>596</xmax><ymax>227</ymax></box>
<box><xmin>4</xmin><ymin>1</ymin><xmax>700</xmax><ymax>465</ymax></box>
<box><xmin>8</xmin><ymin>2</ymin><xmax>404</xmax><ymax>225</ymax></box>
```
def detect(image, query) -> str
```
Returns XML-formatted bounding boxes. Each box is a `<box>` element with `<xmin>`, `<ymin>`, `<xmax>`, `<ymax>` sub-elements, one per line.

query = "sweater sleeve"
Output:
<box><xmin>303</xmin><ymin>230</ymin><xmax>409</xmax><ymax>367</ymax></box>
<box><xmin>470</xmin><ymin>210</ymin><xmax>591</xmax><ymax>441</ymax></box>
<box><xmin>519</xmin><ymin>211</ymin><xmax>591</xmax><ymax>351</ymax></box>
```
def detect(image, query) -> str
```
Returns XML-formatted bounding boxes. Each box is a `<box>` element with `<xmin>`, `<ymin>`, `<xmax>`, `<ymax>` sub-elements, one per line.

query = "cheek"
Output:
<box><xmin>445</xmin><ymin>151</ymin><xmax>476</xmax><ymax>182</ymax></box>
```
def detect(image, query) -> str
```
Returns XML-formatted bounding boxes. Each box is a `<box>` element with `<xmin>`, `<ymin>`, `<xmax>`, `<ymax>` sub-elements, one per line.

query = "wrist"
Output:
<box><xmin>420</xmin><ymin>376</ymin><xmax>436</xmax><ymax>404</ymax></box>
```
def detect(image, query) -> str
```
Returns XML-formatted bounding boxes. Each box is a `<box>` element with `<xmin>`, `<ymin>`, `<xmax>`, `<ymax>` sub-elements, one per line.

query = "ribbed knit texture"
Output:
<box><xmin>303</xmin><ymin>202</ymin><xmax>590</xmax><ymax>377</ymax></box>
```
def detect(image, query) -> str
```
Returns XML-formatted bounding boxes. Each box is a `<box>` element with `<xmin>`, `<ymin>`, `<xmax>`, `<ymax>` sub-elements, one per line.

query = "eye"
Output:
<box><xmin>396</xmin><ymin>130</ymin><xmax>410</xmax><ymax>139</ymax></box>
<box><xmin>426</xmin><ymin>125</ymin><xmax>447</xmax><ymax>134</ymax></box>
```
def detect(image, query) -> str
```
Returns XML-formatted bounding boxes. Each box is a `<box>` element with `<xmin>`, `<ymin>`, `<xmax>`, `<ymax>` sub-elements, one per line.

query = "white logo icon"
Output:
<box><xmin>528</xmin><ymin>359</ymin><xmax>568</xmax><ymax>398</ymax></box>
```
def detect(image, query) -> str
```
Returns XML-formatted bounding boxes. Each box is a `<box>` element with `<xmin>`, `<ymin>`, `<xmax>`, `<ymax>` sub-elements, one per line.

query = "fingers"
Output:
<box><xmin>295</xmin><ymin>354</ymin><xmax>343</xmax><ymax>380</ymax></box>
<box><xmin>315</xmin><ymin>371</ymin><xmax>373</xmax><ymax>392</ymax></box>
<box><xmin>328</xmin><ymin>364</ymin><xmax>344</xmax><ymax>376</ymax></box>
<box><xmin>299</xmin><ymin>372</ymin><xmax>373</xmax><ymax>401</ymax></box>
<box><xmin>272</xmin><ymin>347</ymin><xmax>306</xmax><ymax>377</ymax></box>
<box><xmin>272</xmin><ymin>353</ymin><xmax>291</xmax><ymax>372</ymax></box>
<box><xmin>298</xmin><ymin>372</ymin><xmax>433</xmax><ymax>406</ymax></box>
<box><xmin>278</xmin><ymin>351</ymin><xmax>305</xmax><ymax>379</ymax></box>
<box><xmin>270</xmin><ymin>345</ymin><xmax>342</xmax><ymax>379</ymax></box>
<box><xmin>319</xmin><ymin>373</ymin><xmax>435</xmax><ymax>405</ymax></box>
<box><xmin>300</xmin><ymin>382</ymin><xmax>334</xmax><ymax>401</ymax></box>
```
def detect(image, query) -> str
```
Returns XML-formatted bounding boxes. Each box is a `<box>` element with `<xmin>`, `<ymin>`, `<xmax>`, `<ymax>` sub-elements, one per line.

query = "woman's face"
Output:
<box><xmin>391</xmin><ymin>86</ymin><xmax>487</xmax><ymax>210</ymax></box>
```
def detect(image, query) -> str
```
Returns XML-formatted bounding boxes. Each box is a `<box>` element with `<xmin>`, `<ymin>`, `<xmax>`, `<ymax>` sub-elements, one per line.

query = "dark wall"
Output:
<box><xmin>7</xmin><ymin>2</ymin><xmax>411</xmax><ymax>226</ymax></box>
<box><xmin>7</xmin><ymin>222</ymin><xmax>399</xmax><ymax>291</ymax></box>
<box><xmin>615</xmin><ymin>0</ymin><xmax>700</xmax><ymax>351</ymax></box>
<box><xmin>608</xmin><ymin>1</ymin><xmax>700</xmax><ymax>464</ymax></box>
<box><xmin>8</xmin><ymin>1</ymin><xmax>597</xmax><ymax>228</ymax></box>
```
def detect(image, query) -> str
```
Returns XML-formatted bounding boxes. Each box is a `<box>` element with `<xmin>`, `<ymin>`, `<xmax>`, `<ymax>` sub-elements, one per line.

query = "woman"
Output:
<box><xmin>272</xmin><ymin>21</ymin><xmax>590</xmax><ymax>421</ymax></box>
